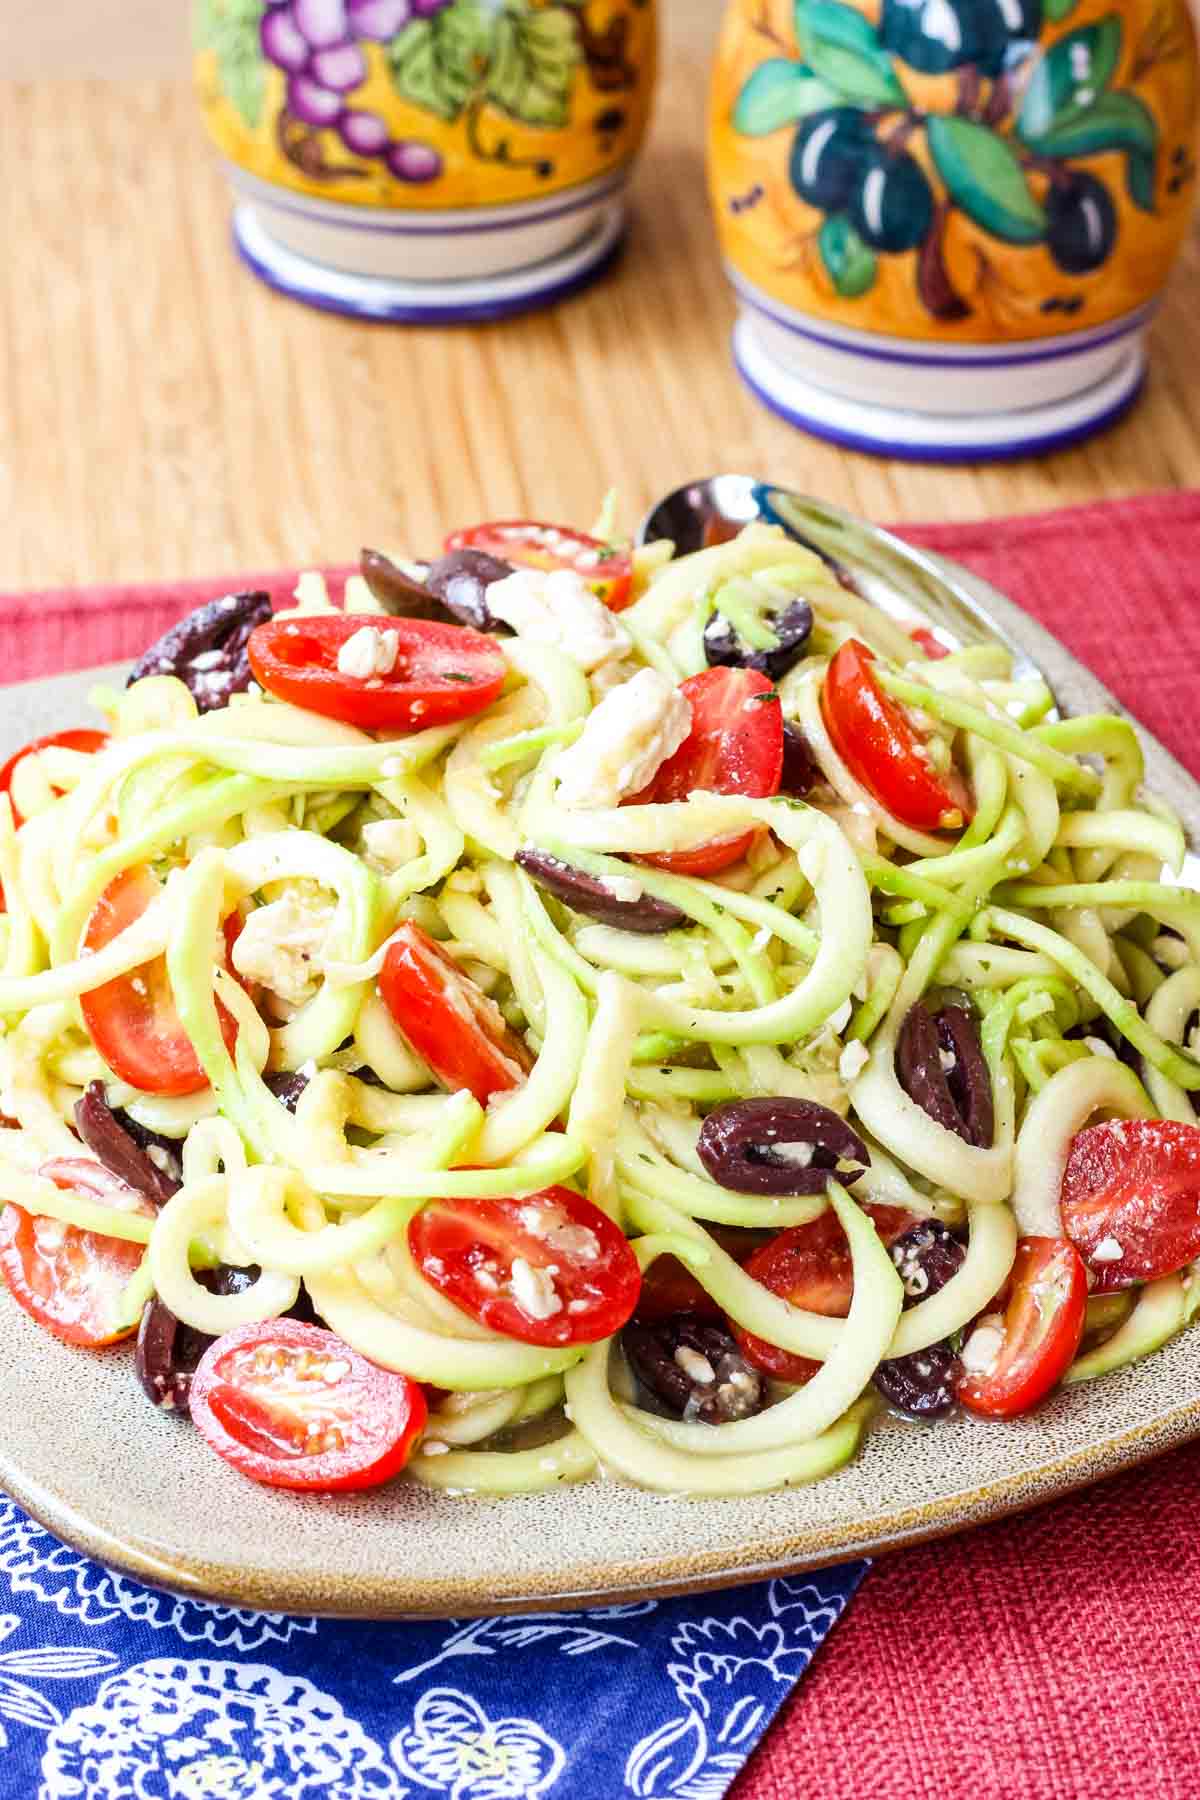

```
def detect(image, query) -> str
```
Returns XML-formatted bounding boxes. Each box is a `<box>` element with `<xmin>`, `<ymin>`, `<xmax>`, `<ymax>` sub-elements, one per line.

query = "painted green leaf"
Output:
<box><xmin>388</xmin><ymin>0</ymin><xmax>494</xmax><ymax>124</ymax></box>
<box><xmin>733</xmin><ymin>59</ymin><xmax>841</xmax><ymax>134</ymax></box>
<box><xmin>1126</xmin><ymin>145</ymin><xmax>1157</xmax><ymax>211</ymax></box>
<box><xmin>1045</xmin><ymin>0</ymin><xmax>1080</xmax><ymax>17</ymax></box>
<box><xmin>795</xmin><ymin>0</ymin><xmax>908</xmax><ymax>106</ymax></box>
<box><xmin>819</xmin><ymin>213</ymin><xmax>877</xmax><ymax>296</ymax></box>
<box><xmin>488</xmin><ymin>6</ymin><xmax>581</xmax><ymax>128</ymax></box>
<box><xmin>1032</xmin><ymin>87</ymin><xmax>1157</xmax><ymax>156</ymax></box>
<box><xmin>1017</xmin><ymin>16</ymin><xmax>1124</xmax><ymax>144</ymax></box>
<box><xmin>196</xmin><ymin>0</ymin><xmax>266</xmax><ymax>128</ymax></box>
<box><xmin>927</xmin><ymin>115</ymin><xmax>1047</xmax><ymax>243</ymax></box>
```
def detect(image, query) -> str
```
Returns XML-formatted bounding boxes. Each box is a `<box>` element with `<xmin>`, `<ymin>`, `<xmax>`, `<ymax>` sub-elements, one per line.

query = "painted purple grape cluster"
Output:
<box><xmin>260</xmin><ymin>0</ymin><xmax>448</xmax><ymax>181</ymax></box>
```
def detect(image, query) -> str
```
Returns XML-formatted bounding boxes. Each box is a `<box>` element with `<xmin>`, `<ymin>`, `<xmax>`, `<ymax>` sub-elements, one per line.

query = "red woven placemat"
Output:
<box><xmin>5</xmin><ymin>488</ymin><xmax>1200</xmax><ymax>1800</ymax></box>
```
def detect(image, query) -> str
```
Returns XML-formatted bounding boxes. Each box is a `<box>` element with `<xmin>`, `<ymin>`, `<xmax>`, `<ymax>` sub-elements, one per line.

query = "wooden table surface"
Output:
<box><xmin>3</xmin><ymin>1</ymin><xmax>1199</xmax><ymax>592</ymax></box>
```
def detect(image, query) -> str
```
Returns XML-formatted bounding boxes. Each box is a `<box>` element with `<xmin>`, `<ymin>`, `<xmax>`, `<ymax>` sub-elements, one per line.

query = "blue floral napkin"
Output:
<box><xmin>0</xmin><ymin>1492</ymin><xmax>864</xmax><ymax>1799</ymax></box>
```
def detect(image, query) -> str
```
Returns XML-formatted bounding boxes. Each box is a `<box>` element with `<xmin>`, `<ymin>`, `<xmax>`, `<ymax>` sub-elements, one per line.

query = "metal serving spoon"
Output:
<box><xmin>637</xmin><ymin>475</ymin><xmax>1047</xmax><ymax>688</ymax></box>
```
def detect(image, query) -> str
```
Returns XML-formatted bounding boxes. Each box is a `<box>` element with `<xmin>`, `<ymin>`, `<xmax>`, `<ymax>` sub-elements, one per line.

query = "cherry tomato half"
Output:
<box><xmin>189</xmin><ymin>1319</ymin><xmax>427</xmax><ymax>1491</ymax></box>
<box><xmin>247</xmin><ymin>614</ymin><xmax>506</xmax><ymax>732</ymax></box>
<box><xmin>821</xmin><ymin>639</ymin><xmax>971</xmax><ymax>833</ymax></box>
<box><xmin>1060</xmin><ymin>1118</ymin><xmax>1200</xmax><ymax>1291</ymax></box>
<box><xmin>733</xmin><ymin>1204</ymin><xmax>916</xmax><ymax>1385</ymax></box>
<box><xmin>379</xmin><ymin>922</ymin><xmax>533</xmax><ymax>1107</ymax></box>
<box><xmin>909</xmin><ymin>626</ymin><xmax>952</xmax><ymax>661</ymax></box>
<box><xmin>80</xmin><ymin>867</ymin><xmax>241</xmax><ymax>1097</ymax></box>
<box><xmin>0</xmin><ymin>729</ymin><xmax>109</xmax><ymax>831</ymax></box>
<box><xmin>957</xmin><ymin>1236</ymin><xmax>1087</xmax><ymax>1418</ymax></box>
<box><xmin>634</xmin><ymin>1226</ymin><xmax>763</xmax><ymax>1324</ymax></box>
<box><xmin>446</xmin><ymin>520</ymin><xmax>633</xmax><ymax>611</ymax></box>
<box><xmin>632</xmin><ymin>666</ymin><xmax>784</xmax><ymax>876</ymax></box>
<box><xmin>410</xmin><ymin>1184</ymin><xmax>641</xmax><ymax>1348</ymax></box>
<box><xmin>0</xmin><ymin>1159</ymin><xmax>155</xmax><ymax>1346</ymax></box>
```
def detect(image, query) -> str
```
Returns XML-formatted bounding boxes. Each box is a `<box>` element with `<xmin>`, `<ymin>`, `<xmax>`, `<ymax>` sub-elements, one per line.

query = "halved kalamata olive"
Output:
<box><xmin>889</xmin><ymin>1219</ymin><xmax>965</xmax><ymax>1305</ymax></box>
<box><xmin>873</xmin><ymin>1344</ymin><xmax>961</xmax><ymax>1418</ymax></box>
<box><xmin>780</xmin><ymin>721</ymin><xmax>822</xmax><ymax>798</ymax></box>
<box><xmin>697</xmin><ymin>1098</ymin><xmax>870</xmax><ymax>1196</ymax></box>
<box><xmin>135</xmin><ymin>1266</ymin><xmax>256</xmax><ymax>1415</ymax></box>
<box><xmin>126</xmin><ymin>591</ymin><xmax>272</xmax><ymax>713</ymax></box>
<box><xmin>515</xmin><ymin>848</ymin><xmax>687</xmax><ymax>934</ymax></box>
<box><xmin>264</xmin><ymin>1070</ymin><xmax>310</xmax><ymax>1112</ymax></box>
<box><xmin>704</xmin><ymin>598</ymin><xmax>813</xmax><ymax>683</ymax></box>
<box><xmin>74</xmin><ymin>1082</ymin><xmax>179</xmax><ymax>1205</ymax></box>
<box><xmin>359</xmin><ymin>548</ymin><xmax>449</xmax><ymax>621</ymax></box>
<box><xmin>622</xmin><ymin>1314</ymin><xmax>764</xmax><ymax>1424</ymax></box>
<box><xmin>425</xmin><ymin>548</ymin><xmax>515</xmax><ymax>632</ymax></box>
<box><xmin>896</xmin><ymin>1001</ymin><xmax>994</xmax><ymax>1148</ymax></box>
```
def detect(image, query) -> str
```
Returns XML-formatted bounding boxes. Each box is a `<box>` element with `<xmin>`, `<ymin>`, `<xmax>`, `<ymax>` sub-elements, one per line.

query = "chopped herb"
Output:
<box><xmin>594</xmin><ymin>545</ymin><xmax>622</xmax><ymax>562</ymax></box>
<box><xmin>444</xmin><ymin>672</ymin><xmax>475</xmax><ymax>684</ymax></box>
<box><xmin>753</xmin><ymin>690</ymin><xmax>781</xmax><ymax>704</ymax></box>
<box><xmin>638</xmin><ymin>1153</ymin><xmax>654</xmax><ymax>1165</ymax></box>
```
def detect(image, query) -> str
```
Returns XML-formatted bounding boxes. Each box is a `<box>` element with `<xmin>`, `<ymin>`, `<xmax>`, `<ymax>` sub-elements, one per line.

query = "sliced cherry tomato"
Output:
<box><xmin>732</xmin><ymin>1204</ymin><xmax>916</xmax><ymax>1384</ymax></box>
<box><xmin>80</xmin><ymin>866</ymin><xmax>241</xmax><ymax>1097</ymax></box>
<box><xmin>632</xmin><ymin>667</ymin><xmax>784</xmax><ymax>876</ymax></box>
<box><xmin>0</xmin><ymin>728</ymin><xmax>109</xmax><ymax>831</ymax></box>
<box><xmin>957</xmin><ymin>1235</ymin><xmax>1087</xmax><ymax>1418</ymax></box>
<box><xmin>247</xmin><ymin>614</ymin><xmax>506</xmax><ymax>732</ymax></box>
<box><xmin>634</xmin><ymin>1226</ymin><xmax>763</xmax><ymax>1323</ymax></box>
<box><xmin>821</xmin><ymin>638</ymin><xmax>972</xmax><ymax>833</ymax></box>
<box><xmin>410</xmin><ymin>1183</ymin><xmax>641</xmax><ymax>1348</ymax></box>
<box><xmin>1060</xmin><ymin>1118</ymin><xmax>1200</xmax><ymax>1291</ymax></box>
<box><xmin>379</xmin><ymin>922</ymin><xmax>533</xmax><ymax>1106</ymax></box>
<box><xmin>446</xmin><ymin>520</ymin><xmax>633</xmax><ymax>610</ymax></box>
<box><xmin>189</xmin><ymin>1319</ymin><xmax>427</xmax><ymax>1491</ymax></box>
<box><xmin>0</xmin><ymin>1159</ymin><xmax>155</xmax><ymax>1346</ymax></box>
<box><xmin>909</xmin><ymin>626</ymin><xmax>952</xmax><ymax>661</ymax></box>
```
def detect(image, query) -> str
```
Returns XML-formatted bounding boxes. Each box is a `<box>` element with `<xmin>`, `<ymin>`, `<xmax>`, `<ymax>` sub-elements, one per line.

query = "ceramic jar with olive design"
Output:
<box><xmin>709</xmin><ymin>0</ymin><xmax>1198</xmax><ymax>457</ymax></box>
<box><xmin>194</xmin><ymin>0</ymin><xmax>657</xmax><ymax>321</ymax></box>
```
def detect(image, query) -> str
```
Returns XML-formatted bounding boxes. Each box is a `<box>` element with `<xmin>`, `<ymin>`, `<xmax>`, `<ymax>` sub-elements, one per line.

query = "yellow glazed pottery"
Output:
<box><xmin>708</xmin><ymin>0</ymin><xmax>1197</xmax><ymax>456</ymax></box>
<box><xmin>194</xmin><ymin>0</ymin><xmax>657</xmax><ymax>320</ymax></box>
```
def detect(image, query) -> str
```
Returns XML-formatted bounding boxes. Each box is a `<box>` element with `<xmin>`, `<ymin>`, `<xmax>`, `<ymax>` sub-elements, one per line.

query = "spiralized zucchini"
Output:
<box><xmin>2</xmin><ymin>511</ymin><xmax>1198</xmax><ymax>1502</ymax></box>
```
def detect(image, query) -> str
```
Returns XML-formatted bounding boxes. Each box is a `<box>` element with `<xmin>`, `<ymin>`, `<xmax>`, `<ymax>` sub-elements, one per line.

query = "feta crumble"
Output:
<box><xmin>555</xmin><ymin>669</ymin><xmax>692</xmax><ymax>810</ymax></box>
<box><xmin>336</xmin><ymin>625</ymin><xmax>398</xmax><ymax>680</ymax></box>
<box><xmin>509</xmin><ymin>1257</ymin><xmax>563</xmax><ymax>1321</ymax></box>
<box><xmin>674</xmin><ymin>1346</ymin><xmax>716</xmax><ymax>1386</ymax></box>
<box><xmin>960</xmin><ymin>1315</ymin><xmax>1006</xmax><ymax>1377</ymax></box>
<box><xmin>839</xmin><ymin>1039</ymin><xmax>870</xmax><ymax>1082</ymax></box>
<box><xmin>1091</xmin><ymin>1236</ymin><xmax>1124</xmax><ymax>1263</ymax></box>
<box><xmin>486</xmin><ymin>567</ymin><xmax>631</xmax><ymax>672</ymax></box>
<box><xmin>361</xmin><ymin>818</ymin><xmax>422</xmax><ymax>871</ymax></box>
<box><xmin>231</xmin><ymin>887</ymin><xmax>336</xmax><ymax>1006</ymax></box>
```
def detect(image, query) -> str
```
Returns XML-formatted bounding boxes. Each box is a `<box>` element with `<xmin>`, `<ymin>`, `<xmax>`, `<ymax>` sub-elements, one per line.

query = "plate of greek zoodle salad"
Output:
<box><xmin>2</xmin><ymin>496</ymin><xmax>1200</xmax><ymax>1616</ymax></box>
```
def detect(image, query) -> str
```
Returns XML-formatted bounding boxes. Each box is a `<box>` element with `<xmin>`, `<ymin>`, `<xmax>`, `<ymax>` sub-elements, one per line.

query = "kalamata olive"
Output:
<box><xmin>781</xmin><ymin>721</ymin><xmax>822</xmax><ymax>797</ymax></box>
<box><xmin>74</xmin><ymin>1082</ymin><xmax>179</xmax><ymax>1205</ymax></box>
<box><xmin>126</xmin><ymin>591</ymin><xmax>272</xmax><ymax>713</ymax></box>
<box><xmin>135</xmin><ymin>1266</ymin><xmax>256</xmax><ymax>1415</ymax></box>
<box><xmin>896</xmin><ymin>1001</ymin><xmax>994</xmax><ymax>1147</ymax></box>
<box><xmin>515</xmin><ymin>848</ymin><xmax>687</xmax><ymax>935</ymax></box>
<box><xmin>1065</xmin><ymin>1017</ymin><xmax>1142</xmax><ymax>1072</ymax></box>
<box><xmin>889</xmin><ymin>1219</ymin><xmax>965</xmax><ymax>1305</ymax></box>
<box><xmin>873</xmin><ymin>1344</ymin><xmax>961</xmax><ymax>1418</ymax></box>
<box><xmin>264</xmin><ymin>1070</ymin><xmax>310</xmax><ymax>1112</ymax></box>
<box><xmin>697</xmin><ymin>1097</ymin><xmax>870</xmax><ymax>1196</ymax></box>
<box><xmin>622</xmin><ymin>1314</ymin><xmax>764</xmax><ymax>1424</ymax></box>
<box><xmin>359</xmin><ymin>548</ymin><xmax>450</xmax><ymax>621</ymax></box>
<box><xmin>425</xmin><ymin>547</ymin><xmax>515</xmax><ymax>632</ymax></box>
<box><xmin>107</xmin><ymin>1108</ymin><xmax>185</xmax><ymax>1187</ymax></box>
<box><xmin>704</xmin><ymin>597</ymin><xmax>813</xmax><ymax>683</ymax></box>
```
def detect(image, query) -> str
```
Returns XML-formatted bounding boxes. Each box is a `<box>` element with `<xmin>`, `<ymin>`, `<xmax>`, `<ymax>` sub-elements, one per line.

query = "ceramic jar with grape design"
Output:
<box><xmin>194</xmin><ymin>0</ymin><xmax>657</xmax><ymax>321</ymax></box>
<box><xmin>708</xmin><ymin>0</ymin><xmax>1197</xmax><ymax>457</ymax></box>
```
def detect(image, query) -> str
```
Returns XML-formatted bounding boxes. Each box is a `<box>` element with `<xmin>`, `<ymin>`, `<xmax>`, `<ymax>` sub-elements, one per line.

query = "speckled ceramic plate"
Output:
<box><xmin>2</xmin><ymin>548</ymin><xmax>1198</xmax><ymax>1621</ymax></box>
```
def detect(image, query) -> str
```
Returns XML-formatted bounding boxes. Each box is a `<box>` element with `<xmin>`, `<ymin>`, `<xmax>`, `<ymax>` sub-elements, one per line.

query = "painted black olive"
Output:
<box><xmin>515</xmin><ymin>848</ymin><xmax>687</xmax><ymax>934</ymax></box>
<box><xmin>704</xmin><ymin>597</ymin><xmax>813</xmax><ymax>683</ymax></box>
<box><xmin>359</xmin><ymin>548</ymin><xmax>450</xmax><ymax>621</ymax></box>
<box><xmin>126</xmin><ymin>591</ymin><xmax>272</xmax><ymax>713</ymax></box>
<box><xmin>424</xmin><ymin>548</ymin><xmax>515</xmax><ymax>632</ymax></box>
<box><xmin>622</xmin><ymin>1315</ymin><xmax>764</xmax><ymax>1424</ymax></box>
<box><xmin>880</xmin><ymin>0</ymin><xmax>1040</xmax><ymax>76</ymax></box>
<box><xmin>1046</xmin><ymin>171</ymin><xmax>1118</xmax><ymax>276</ymax></box>
<box><xmin>850</xmin><ymin>147</ymin><xmax>935</xmax><ymax>253</ymax></box>
<box><xmin>697</xmin><ymin>1098</ymin><xmax>870</xmax><ymax>1196</ymax></box>
<box><xmin>135</xmin><ymin>1266</ymin><xmax>256</xmax><ymax>1416</ymax></box>
<box><xmin>873</xmin><ymin>1343</ymin><xmax>962</xmax><ymax>1418</ymax></box>
<box><xmin>780</xmin><ymin>721</ymin><xmax>822</xmax><ymax>797</ymax></box>
<box><xmin>74</xmin><ymin>1083</ymin><xmax>179</xmax><ymax>1206</ymax></box>
<box><xmin>790</xmin><ymin>108</ymin><xmax>877</xmax><ymax>211</ymax></box>
<box><xmin>896</xmin><ymin>1001</ymin><xmax>994</xmax><ymax>1147</ymax></box>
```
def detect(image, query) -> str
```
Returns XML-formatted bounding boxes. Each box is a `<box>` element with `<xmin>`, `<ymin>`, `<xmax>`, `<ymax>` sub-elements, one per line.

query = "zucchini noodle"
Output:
<box><xmin>1</xmin><ymin>509</ymin><xmax>1197</xmax><ymax>1503</ymax></box>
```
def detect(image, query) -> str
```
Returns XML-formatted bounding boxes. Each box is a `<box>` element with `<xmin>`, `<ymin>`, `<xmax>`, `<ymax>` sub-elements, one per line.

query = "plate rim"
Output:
<box><xmin>2</xmin><ymin>553</ymin><xmax>1198</xmax><ymax>1619</ymax></box>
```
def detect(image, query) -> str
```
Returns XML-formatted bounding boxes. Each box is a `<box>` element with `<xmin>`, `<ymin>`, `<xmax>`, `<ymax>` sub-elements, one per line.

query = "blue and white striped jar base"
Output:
<box><xmin>730</xmin><ymin>275</ymin><xmax>1151</xmax><ymax>462</ymax></box>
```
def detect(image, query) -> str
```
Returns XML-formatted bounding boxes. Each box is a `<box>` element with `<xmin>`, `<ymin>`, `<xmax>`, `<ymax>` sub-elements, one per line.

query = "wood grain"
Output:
<box><xmin>1</xmin><ymin>7</ymin><xmax>1199</xmax><ymax>591</ymax></box>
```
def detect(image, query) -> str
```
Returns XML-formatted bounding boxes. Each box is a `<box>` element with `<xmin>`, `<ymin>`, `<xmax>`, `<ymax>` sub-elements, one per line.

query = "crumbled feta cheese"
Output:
<box><xmin>1083</xmin><ymin>1036</ymin><xmax>1118</xmax><ymax>1061</ymax></box>
<box><xmin>231</xmin><ymin>887</ymin><xmax>336</xmax><ymax>1006</ymax></box>
<box><xmin>555</xmin><ymin>669</ymin><xmax>692</xmax><ymax>810</ymax></box>
<box><xmin>336</xmin><ymin>626</ymin><xmax>398</xmax><ymax>680</ymax></box>
<box><xmin>1091</xmin><ymin>1236</ymin><xmax>1124</xmax><ymax>1263</ymax></box>
<box><xmin>421</xmin><ymin>1440</ymin><xmax>450</xmax><ymax>1457</ymax></box>
<box><xmin>518</xmin><ymin>1200</ymin><xmax>600</xmax><ymax>1264</ymax></box>
<box><xmin>939</xmin><ymin>1048</ymin><xmax>958</xmax><ymax>1073</ymax></box>
<box><xmin>509</xmin><ymin>1257</ymin><xmax>563</xmax><ymax>1321</ymax></box>
<box><xmin>487</xmin><ymin>567</ymin><xmax>631</xmax><ymax>672</ymax></box>
<box><xmin>674</xmin><ymin>1345</ymin><xmax>716</xmax><ymax>1385</ymax></box>
<box><xmin>146</xmin><ymin>1146</ymin><xmax>173</xmax><ymax>1173</ymax></box>
<box><xmin>772</xmin><ymin>1140</ymin><xmax>814</xmax><ymax>1168</ymax></box>
<box><xmin>599</xmin><ymin>874</ymin><xmax>644</xmax><ymax>904</ymax></box>
<box><xmin>960</xmin><ymin>1316</ymin><xmax>1006</xmax><ymax>1376</ymax></box>
<box><xmin>362</xmin><ymin>818</ymin><xmax>422</xmax><ymax>871</ymax></box>
<box><xmin>839</xmin><ymin>1039</ymin><xmax>870</xmax><ymax>1082</ymax></box>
